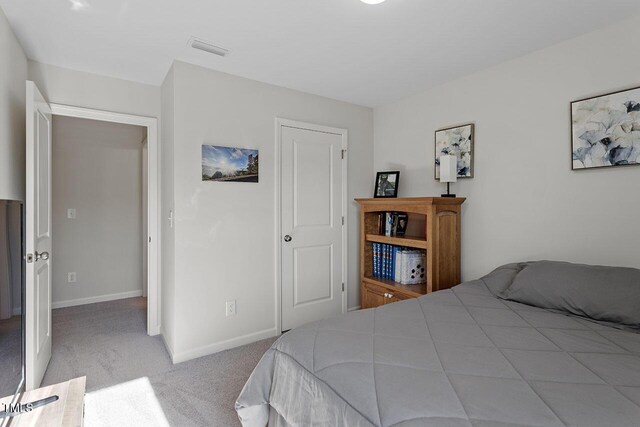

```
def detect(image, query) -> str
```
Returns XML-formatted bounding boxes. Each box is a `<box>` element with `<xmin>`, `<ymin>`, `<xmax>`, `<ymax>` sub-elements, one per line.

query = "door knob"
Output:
<box><xmin>35</xmin><ymin>251</ymin><xmax>50</xmax><ymax>261</ymax></box>
<box><xmin>283</xmin><ymin>235</ymin><xmax>292</xmax><ymax>242</ymax></box>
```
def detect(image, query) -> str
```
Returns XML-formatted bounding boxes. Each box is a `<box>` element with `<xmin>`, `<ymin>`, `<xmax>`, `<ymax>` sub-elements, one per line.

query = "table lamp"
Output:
<box><xmin>439</xmin><ymin>155</ymin><xmax>457</xmax><ymax>198</ymax></box>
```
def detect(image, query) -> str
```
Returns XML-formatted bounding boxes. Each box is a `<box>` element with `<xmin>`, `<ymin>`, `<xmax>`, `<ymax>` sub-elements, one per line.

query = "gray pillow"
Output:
<box><xmin>480</xmin><ymin>262</ymin><xmax>531</xmax><ymax>296</ymax></box>
<box><xmin>503</xmin><ymin>261</ymin><xmax>640</xmax><ymax>327</ymax></box>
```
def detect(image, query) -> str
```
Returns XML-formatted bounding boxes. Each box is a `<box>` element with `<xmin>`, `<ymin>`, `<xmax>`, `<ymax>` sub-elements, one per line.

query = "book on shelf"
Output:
<box><xmin>372</xmin><ymin>243</ymin><xmax>426</xmax><ymax>285</ymax></box>
<box><xmin>372</xmin><ymin>243</ymin><xmax>379</xmax><ymax>277</ymax></box>
<box><xmin>377</xmin><ymin>212</ymin><xmax>409</xmax><ymax>237</ymax></box>
<box><xmin>393</xmin><ymin>247</ymin><xmax>426</xmax><ymax>285</ymax></box>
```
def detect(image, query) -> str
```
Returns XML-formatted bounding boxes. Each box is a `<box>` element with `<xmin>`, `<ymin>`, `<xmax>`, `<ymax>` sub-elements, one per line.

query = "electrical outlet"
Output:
<box><xmin>68</xmin><ymin>272</ymin><xmax>77</xmax><ymax>283</ymax></box>
<box><xmin>225</xmin><ymin>300</ymin><xmax>236</xmax><ymax>317</ymax></box>
<box><xmin>67</xmin><ymin>208</ymin><xmax>76</xmax><ymax>219</ymax></box>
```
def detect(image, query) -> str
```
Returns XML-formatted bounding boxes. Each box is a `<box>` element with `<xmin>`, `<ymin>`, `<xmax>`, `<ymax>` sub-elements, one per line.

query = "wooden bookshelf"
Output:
<box><xmin>365</xmin><ymin>233</ymin><xmax>428</xmax><ymax>250</ymax></box>
<box><xmin>356</xmin><ymin>197</ymin><xmax>465</xmax><ymax>309</ymax></box>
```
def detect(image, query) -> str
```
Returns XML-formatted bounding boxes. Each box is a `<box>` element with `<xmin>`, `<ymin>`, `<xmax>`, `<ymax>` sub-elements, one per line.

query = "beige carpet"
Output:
<box><xmin>42</xmin><ymin>297</ymin><xmax>276</xmax><ymax>426</ymax></box>
<box><xmin>0</xmin><ymin>315</ymin><xmax>22</xmax><ymax>397</ymax></box>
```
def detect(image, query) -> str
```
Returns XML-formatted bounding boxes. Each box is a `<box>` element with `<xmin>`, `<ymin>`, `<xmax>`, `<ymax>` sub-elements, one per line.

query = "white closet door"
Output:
<box><xmin>280</xmin><ymin>124</ymin><xmax>345</xmax><ymax>331</ymax></box>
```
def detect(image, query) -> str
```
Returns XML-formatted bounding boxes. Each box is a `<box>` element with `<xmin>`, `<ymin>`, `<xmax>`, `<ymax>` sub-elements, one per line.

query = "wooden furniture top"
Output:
<box><xmin>0</xmin><ymin>377</ymin><xmax>85</xmax><ymax>427</ymax></box>
<box><xmin>355</xmin><ymin>197</ymin><xmax>466</xmax><ymax>206</ymax></box>
<box><xmin>356</xmin><ymin>197</ymin><xmax>466</xmax><ymax>215</ymax></box>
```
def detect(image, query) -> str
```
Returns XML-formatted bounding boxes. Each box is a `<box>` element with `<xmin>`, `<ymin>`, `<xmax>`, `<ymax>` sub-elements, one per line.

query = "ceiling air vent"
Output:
<box><xmin>188</xmin><ymin>37</ymin><xmax>229</xmax><ymax>57</ymax></box>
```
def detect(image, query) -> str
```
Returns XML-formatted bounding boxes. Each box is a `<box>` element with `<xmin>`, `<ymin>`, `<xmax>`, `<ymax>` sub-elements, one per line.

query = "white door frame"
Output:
<box><xmin>49</xmin><ymin>104</ymin><xmax>160</xmax><ymax>336</ymax></box>
<box><xmin>274</xmin><ymin>118</ymin><xmax>348</xmax><ymax>333</ymax></box>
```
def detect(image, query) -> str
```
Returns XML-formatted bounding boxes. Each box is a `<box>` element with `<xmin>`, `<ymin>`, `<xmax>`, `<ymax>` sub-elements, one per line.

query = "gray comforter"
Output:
<box><xmin>236</xmin><ymin>264</ymin><xmax>640</xmax><ymax>426</ymax></box>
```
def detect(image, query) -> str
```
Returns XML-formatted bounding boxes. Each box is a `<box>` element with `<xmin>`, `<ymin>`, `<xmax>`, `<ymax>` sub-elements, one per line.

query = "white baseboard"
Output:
<box><xmin>171</xmin><ymin>327</ymin><xmax>278</xmax><ymax>364</ymax></box>
<box><xmin>52</xmin><ymin>290</ymin><xmax>143</xmax><ymax>309</ymax></box>
<box><xmin>348</xmin><ymin>306</ymin><xmax>361</xmax><ymax>312</ymax></box>
<box><xmin>160</xmin><ymin>328</ymin><xmax>175</xmax><ymax>361</ymax></box>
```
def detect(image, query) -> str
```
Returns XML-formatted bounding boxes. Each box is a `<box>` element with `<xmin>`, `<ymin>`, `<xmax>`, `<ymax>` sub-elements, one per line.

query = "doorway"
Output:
<box><xmin>25</xmin><ymin>80</ymin><xmax>160</xmax><ymax>389</ymax></box>
<box><xmin>276</xmin><ymin>119</ymin><xmax>348</xmax><ymax>332</ymax></box>
<box><xmin>50</xmin><ymin>116</ymin><xmax>146</xmax><ymax>310</ymax></box>
<box><xmin>48</xmin><ymin>104</ymin><xmax>159</xmax><ymax>340</ymax></box>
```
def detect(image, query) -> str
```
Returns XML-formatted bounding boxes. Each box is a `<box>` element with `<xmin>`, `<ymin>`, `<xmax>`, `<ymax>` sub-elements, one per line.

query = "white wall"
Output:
<box><xmin>142</xmin><ymin>138</ymin><xmax>148</xmax><ymax>298</ymax></box>
<box><xmin>160</xmin><ymin>66</ymin><xmax>176</xmax><ymax>353</ymax></box>
<box><xmin>374</xmin><ymin>15</ymin><xmax>640</xmax><ymax>282</ymax></box>
<box><xmin>28</xmin><ymin>61</ymin><xmax>160</xmax><ymax>118</ymax></box>
<box><xmin>51</xmin><ymin>116</ymin><xmax>146</xmax><ymax>307</ymax></box>
<box><xmin>0</xmin><ymin>7</ymin><xmax>27</xmax><ymax>201</ymax></box>
<box><xmin>163</xmin><ymin>61</ymin><xmax>373</xmax><ymax>362</ymax></box>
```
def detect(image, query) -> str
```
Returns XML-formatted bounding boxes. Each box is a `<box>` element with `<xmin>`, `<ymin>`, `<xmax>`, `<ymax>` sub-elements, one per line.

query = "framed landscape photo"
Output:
<box><xmin>434</xmin><ymin>123</ymin><xmax>474</xmax><ymax>179</ymax></box>
<box><xmin>202</xmin><ymin>145</ymin><xmax>259</xmax><ymax>182</ymax></box>
<box><xmin>374</xmin><ymin>171</ymin><xmax>400</xmax><ymax>198</ymax></box>
<box><xmin>571</xmin><ymin>86</ymin><xmax>640</xmax><ymax>170</ymax></box>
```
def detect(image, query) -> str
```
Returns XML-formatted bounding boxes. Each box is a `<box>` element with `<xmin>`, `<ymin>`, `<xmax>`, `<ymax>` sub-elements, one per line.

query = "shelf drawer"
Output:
<box><xmin>362</xmin><ymin>281</ymin><xmax>416</xmax><ymax>309</ymax></box>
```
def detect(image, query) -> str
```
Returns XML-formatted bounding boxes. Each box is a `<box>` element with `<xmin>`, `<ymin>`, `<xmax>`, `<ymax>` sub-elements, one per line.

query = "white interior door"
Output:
<box><xmin>281</xmin><ymin>124</ymin><xmax>345</xmax><ymax>331</ymax></box>
<box><xmin>25</xmin><ymin>81</ymin><xmax>53</xmax><ymax>390</ymax></box>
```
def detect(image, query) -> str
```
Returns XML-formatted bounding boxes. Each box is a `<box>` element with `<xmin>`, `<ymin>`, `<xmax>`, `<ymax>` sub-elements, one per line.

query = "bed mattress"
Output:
<box><xmin>236</xmin><ymin>267</ymin><xmax>640</xmax><ymax>426</ymax></box>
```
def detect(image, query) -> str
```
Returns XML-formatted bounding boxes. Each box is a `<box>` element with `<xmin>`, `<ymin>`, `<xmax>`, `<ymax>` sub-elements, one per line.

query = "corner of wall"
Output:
<box><xmin>160</xmin><ymin>64</ymin><xmax>176</xmax><ymax>352</ymax></box>
<box><xmin>0</xmin><ymin>5</ymin><xmax>28</xmax><ymax>201</ymax></box>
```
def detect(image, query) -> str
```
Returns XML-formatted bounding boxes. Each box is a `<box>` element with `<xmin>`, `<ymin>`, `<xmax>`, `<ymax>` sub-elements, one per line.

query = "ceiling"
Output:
<box><xmin>3</xmin><ymin>0</ymin><xmax>640</xmax><ymax>107</ymax></box>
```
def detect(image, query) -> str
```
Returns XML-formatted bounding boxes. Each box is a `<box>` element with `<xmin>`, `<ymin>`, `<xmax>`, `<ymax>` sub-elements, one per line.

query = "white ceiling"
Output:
<box><xmin>3</xmin><ymin>0</ymin><xmax>640</xmax><ymax>107</ymax></box>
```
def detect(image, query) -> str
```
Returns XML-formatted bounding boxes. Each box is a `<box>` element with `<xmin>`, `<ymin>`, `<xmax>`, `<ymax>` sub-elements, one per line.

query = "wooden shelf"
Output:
<box><xmin>365</xmin><ymin>233</ymin><xmax>428</xmax><ymax>250</ymax></box>
<box><xmin>357</xmin><ymin>197</ymin><xmax>465</xmax><ymax>308</ymax></box>
<box><xmin>362</xmin><ymin>276</ymin><xmax>426</xmax><ymax>298</ymax></box>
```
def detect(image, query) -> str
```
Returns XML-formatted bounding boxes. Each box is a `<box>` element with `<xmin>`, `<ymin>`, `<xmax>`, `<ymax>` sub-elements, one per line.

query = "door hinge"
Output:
<box><xmin>149</xmin><ymin>236</ymin><xmax>152</xmax><ymax>243</ymax></box>
<box><xmin>342</xmin><ymin>283</ymin><xmax>345</xmax><ymax>292</ymax></box>
<box><xmin>342</xmin><ymin>216</ymin><xmax>345</xmax><ymax>226</ymax></box>
<box><xmin>341</xmin><ymin>149</ymin><xmax>346</xmax><ymax>159</ymax></box>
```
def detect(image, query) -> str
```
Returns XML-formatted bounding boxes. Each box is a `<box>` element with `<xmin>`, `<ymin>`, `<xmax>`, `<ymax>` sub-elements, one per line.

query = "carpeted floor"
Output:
<box><xmin>42</xmin><ymin>297</ymin><xmax>276</xmax><ymax>426</ymax></box>
<box><xmin>0</xmin><ymin>314</ymin><xmax>22</xmax><ymax>397</ymax></box>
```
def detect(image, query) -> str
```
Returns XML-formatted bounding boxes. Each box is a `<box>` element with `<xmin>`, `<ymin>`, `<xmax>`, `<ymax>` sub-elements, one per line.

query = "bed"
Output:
<box><xmin>236</xmin><ymin>261</ymin><xmax>640</xmax><ymax>427</ymax></box>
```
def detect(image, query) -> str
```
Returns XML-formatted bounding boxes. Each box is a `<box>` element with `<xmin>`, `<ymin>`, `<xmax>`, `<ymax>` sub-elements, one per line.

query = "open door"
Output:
<box><xmin>25</xmin><ymin>81</ymin><xmax>52</xmax><ymax>390</ymax></box>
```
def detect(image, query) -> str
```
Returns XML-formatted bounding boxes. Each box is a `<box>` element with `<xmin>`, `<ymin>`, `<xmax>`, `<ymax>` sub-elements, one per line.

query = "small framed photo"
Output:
<box><xmin>374</xmin><ymin>171</ymin><xmax>400</xmax><ymax>198</ymax></box>
<box><xmin>202</xmin><ymin>145</ymin><xmax>259</xmax><ymax>183</ymax></box>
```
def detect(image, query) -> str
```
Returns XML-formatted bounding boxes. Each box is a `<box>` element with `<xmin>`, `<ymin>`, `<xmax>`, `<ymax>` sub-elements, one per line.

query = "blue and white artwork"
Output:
<box><xmin>434</xmin><ymin>123</ymin><xmax>474</xmax><ymax>179</ymax></box>
<box><xmin>572</xmin><ymin>87</ymin><xmax>640</xmax><ymax>170</ymax></box>
<box><xmin>202</xmin><ymin>145</ymin><xmax>259</xmax><ymax>182</ymax></box>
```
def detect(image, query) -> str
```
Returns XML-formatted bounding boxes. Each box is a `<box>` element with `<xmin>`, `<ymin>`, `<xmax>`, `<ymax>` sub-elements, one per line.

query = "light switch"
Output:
<box><xmin>67</xmin><ymin>208</ymin><xmax>76</xmax><ymax>219</ymax></box>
